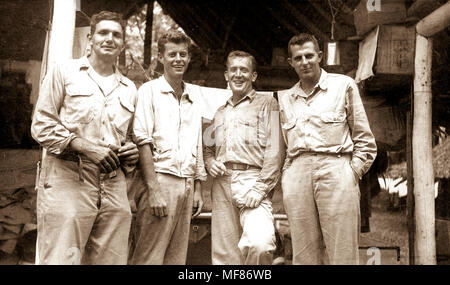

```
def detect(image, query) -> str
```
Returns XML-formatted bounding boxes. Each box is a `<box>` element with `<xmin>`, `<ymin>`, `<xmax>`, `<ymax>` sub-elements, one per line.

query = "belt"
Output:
<box><xmin>51</xmin><ymin>152</ymin><xmax>118</xmax><ymax>180</ymax></box>
<box><xmin>298</xmin><ymin>152</ymin><xmax>351</xmax><ymax>158</ymax></box>
<box><xmin>224</xmin><ymin>162</ymin><xmax>261</xmax><ymax>171</ymax></box>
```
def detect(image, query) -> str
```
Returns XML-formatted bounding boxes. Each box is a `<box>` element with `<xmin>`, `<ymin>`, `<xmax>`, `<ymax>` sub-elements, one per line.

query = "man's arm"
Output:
<box><xmin>203</xmin><ymin>117</ymin><xmax>227</xmax><ymax>177</ymax></box>
<box><xmin>245</xmin><ymin>98</ymin><xmax>286</xmax><ymax>208</ymax></box>
<box><xmin>31</xmin><ymin>62</ymin><xmax>77</xmax><ymax>155</ymax></box>
<box><xmin>346</xmin><ymin>79</ymin><xmax>377</xmax><ymax>179</ymax></box>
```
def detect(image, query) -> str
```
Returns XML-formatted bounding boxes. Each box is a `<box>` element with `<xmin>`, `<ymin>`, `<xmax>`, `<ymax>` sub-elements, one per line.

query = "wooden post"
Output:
<box><xmin>412</xmin><ymin>33</ymin><xmax>436</xmax><ymax>265</ymax></box>
<box><xmin>47</xmin><ymin>0</ymin><xmax>77</xmax><ymax>70</ymax></box>
<box><xmin>143</xmin><ymin>0</ymin><xmax>154</xmax><ymax>69</ymax></box>
<box><xmin>416</xmin><ymin>1</ymin><xmax>450</xmax><ymax>37</ymax></box>
<box><xmin>406</xmin><ymin>108</ymin><xmax>415</xmax><ymax>265</ymax></box>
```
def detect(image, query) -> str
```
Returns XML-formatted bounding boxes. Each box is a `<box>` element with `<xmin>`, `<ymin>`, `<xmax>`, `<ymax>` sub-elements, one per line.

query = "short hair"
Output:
<box><xmin>287</xmin><ymin>33</ymin><xmax>321</xmax><ymax>57</ymax></box>
<box><xmin>90</xmin><ymin>11</ymin><xmax>126</xmax><ymax>38</ymax></box>
<box><xmin>226</xmin><ymin>50</ymin><xmax>258</xmax><ymax>72</ymax></box>
<box><xmin>158</xmin><ymin>30</ymin><xmax>192</xmax><ymax>54</ymax></box>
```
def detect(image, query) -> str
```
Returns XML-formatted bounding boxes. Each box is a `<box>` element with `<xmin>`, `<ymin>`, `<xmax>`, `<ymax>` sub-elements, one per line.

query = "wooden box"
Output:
<box><xmin>354</xmin><ymin>0</ymin><xmax>407</xmax><ymax>36</ymax></box>
<box><xmin>375</xmin><ymin>25</ymin><xmax>415</xmax><ymax>75</ymax></box>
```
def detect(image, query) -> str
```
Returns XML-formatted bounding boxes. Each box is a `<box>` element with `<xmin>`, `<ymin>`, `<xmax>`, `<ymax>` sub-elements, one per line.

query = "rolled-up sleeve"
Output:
<box><xmin>133</xmin><ymin>84</ymin><xmax>154</xmax><ymax>146</ymax></box>
<box><xmin>346</xmin><ymin>80</ymin><xmax>377</xmax><ymax>178</ymax></box>
<box><xmin>31</xmin><ymin>63</ymin><xmax>77</xmax><ymax>155</ymax></box>
<box><xmin>252</xmin><ymin>98</ymin><xmax>285</xmax><ymax>196</ymax></box>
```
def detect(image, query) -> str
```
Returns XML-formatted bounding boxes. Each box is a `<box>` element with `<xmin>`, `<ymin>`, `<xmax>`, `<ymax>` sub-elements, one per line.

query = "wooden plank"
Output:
<box><xmin>416</xmin><ymin>1</ymin><xmax>450</xmax><ymax>37</ymax></box>
<box><xmin>406</xmin><ymin>109</ymin><xmax>415</xmax><ymax>265</ymax></box>
<box><xmin>279</xmin><ymin>0</ymin><xmax>330</xmax><ymax>41</ymax></box>
<box><xmin>412</xmin><ymin>33</ymin><xmax>436</xmax><ymax>265</ymax></box>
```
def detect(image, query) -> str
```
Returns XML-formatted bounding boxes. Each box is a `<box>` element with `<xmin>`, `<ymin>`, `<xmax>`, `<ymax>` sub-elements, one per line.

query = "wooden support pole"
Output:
<box><xmin>47</xmin><ymin>0</ymin><xmax>76</xmax><ymax>70</ymax></box>
<box><xmin>143</xmin><ymin>0</ymin><xmax>154</xmax><ymax>69</ymax></box>
<box><xmin>416</xmin><ymin>1</ymin><xmax>450</xmax><ymax>37</ymax></box>
<box><xmin>412</xmin><ymin>33</ymin><xmax>436</xmax><ymax>265</ymax></box>
<box><xmin>406</xmin><ymin>108</ymin><xmax>415</xmax><ymax>265</ymax></box>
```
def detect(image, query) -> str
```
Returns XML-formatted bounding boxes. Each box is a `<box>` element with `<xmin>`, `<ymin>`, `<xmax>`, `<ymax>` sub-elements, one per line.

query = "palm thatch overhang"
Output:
<box><xmin>387</xmin><ymin>136</ymin><xmax>450</xmax><ymax>179</ymax></box>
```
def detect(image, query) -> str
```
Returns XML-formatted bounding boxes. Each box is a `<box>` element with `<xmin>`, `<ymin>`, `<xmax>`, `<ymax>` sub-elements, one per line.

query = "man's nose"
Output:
<box><xmin>300</xmin><ymin>56</ymin><xmax>308</xmax><ymax>65</ymax></box>
<box><xmin>235</xmin><ymin>69</ymin><xmax>242</xmax><ymax>76</ymax></box>
<box><xmin>105</xmin><ymin>33</ymin><xmax>113</xmax><ymax>41</ymax></box>
<box><xmin>175</xmin><ymin>53</ymin><xmax>182</xmax><ymax>61</ymax></box>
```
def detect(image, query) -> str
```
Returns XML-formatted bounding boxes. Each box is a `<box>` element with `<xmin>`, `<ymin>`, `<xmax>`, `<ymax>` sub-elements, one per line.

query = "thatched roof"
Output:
<box><xmin>386</xmin><ymin>136</ymin><xmax>450</xmax><ymax>179</ymax></box>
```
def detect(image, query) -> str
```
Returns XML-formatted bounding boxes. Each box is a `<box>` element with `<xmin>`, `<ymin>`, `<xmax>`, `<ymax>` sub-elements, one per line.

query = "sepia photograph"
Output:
<box><xmin>0</xmin><ymin>0</ymin><xmax>448</xmax><ymax>275</ymax></box>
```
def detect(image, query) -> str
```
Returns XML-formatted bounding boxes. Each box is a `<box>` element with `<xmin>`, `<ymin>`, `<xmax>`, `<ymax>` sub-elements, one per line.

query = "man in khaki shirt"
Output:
<box><xmin>31</xmin><ymin>11</ymin><xmax>138</xmax><ymax>264</ymax></box>
<box><xmin>129</xmin><ymin>30</ymin><xmax>207</xmax><ymax>264</ymax></box>
<box><xmin>204</xmin><ymin>51</ymin><xmax>284</xmax><ymax>264</ymax></box>
<box><xmin>278</xmin><ymin>33</ymin><xmax>377</xmax><ymax>264</ymax></box>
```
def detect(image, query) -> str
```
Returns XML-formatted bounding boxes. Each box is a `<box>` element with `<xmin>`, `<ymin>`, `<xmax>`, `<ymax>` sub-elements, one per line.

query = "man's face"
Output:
<box><xmin>225</xmin><ymin>56</ymin><xmax>257</xmax><ymax>97</ymax></box>
<box><xmin>89</xmin><ymin>20</ymin><xmax>124</xmax><ymax>60</ymax></box>
<box><xmin>288</xmin><ymin>41</ymin><xmax>322</xmax><ymax>83</ymax></box>
<box><xmin>159</xmin><ymin>42</ymin><xmax>191</xmax><ymax>79</ymax></box>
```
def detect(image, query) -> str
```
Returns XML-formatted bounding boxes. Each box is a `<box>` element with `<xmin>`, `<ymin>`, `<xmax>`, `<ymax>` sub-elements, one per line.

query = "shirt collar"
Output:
<box><xmin>291</xmin><ymin>68</ymin><xmax>328</xmax><ymax>98</ymax></box>
<box><xmin>158</xmin><ymin>75</ymin><xmax>194</xmax><ymax>103</ymax></box>
<box><xmin>78</xmin><ymin>56</ymin><xmax>129</xmax><ymax>86</ymax></box>
<box><xmin>226</xmin><ymin>89</ymin><xmax>256</xmax><ymax>107</ymax></box>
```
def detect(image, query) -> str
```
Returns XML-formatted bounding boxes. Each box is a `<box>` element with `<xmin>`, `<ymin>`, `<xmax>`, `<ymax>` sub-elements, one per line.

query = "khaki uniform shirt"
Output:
<box><xmin>278</xmin><ymin>69</ymin><xmax>377</xmax><ymax>178</ymax></box>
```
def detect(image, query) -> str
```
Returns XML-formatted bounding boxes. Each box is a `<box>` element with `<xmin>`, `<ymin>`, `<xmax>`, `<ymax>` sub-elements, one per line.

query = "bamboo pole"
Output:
<box><xmin>416</xmin><ymin>1</ymin><xmax>450</xmax><ymax>37</ymax></box>
<box><xmin>412</xmin><ymin>33</ymin><xmax>436</xmax><ymax>265</ymax></box>
<box><xmin>47</xmin><ymin>0</ymin><xmax>77</xmax><ymax>70</ymax></box>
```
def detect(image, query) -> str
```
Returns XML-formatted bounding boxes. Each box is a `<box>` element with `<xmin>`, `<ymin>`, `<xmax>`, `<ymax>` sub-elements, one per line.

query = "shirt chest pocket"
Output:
<box><xmin>237</xmin><ymin>117</ymin><xmax>258</xmax><ymax>146</ymax></box>
<box><xmin>319</xmin><ymin>111</ymin><xmax>348</xmax><ymax>145</ymax></box>
<box><xmin>63</xmin><ymin>85</ymin><xmax>95</xmax><ymax>124</ymax></box>
<box><xmin>111</xmin><ymin>92</ymin><xmax>135</xmax><ymax>137</ymax></box>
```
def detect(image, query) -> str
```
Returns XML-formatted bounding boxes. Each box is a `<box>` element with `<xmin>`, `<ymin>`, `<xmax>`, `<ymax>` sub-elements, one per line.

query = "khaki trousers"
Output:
<box><xmin>128</xmin><ymin>172</ymin><xmax>194</xmax><ymax>265</ymax></box>
<box><xmin>211</xmin><ymin>169</ymin><xmax>276</xmax><ymax>265</ymax></box>
<box><xmin>36</xmin><ymin>155</ymin><xmax>131</xmax><ymax>265</ymax></box>
<box><xmin>281</xmin><ymin>153</ymin><xmax>360</xmax><ymax>265</ymax></box>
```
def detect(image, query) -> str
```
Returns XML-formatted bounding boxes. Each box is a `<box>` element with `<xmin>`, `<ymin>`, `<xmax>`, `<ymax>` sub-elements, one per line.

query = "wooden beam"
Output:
<box><xmin>279</xmin><ymin>0</ymin><xmax>330</xmax><ymax>41</ymax></box>
<box><xmin>407</xmin><ymin>0</ymin><xmax>441</xmax><ymax>19</ymax></box>
<box><xmin>265</xmin><ymin>6</ymin><xmax>300</xmax><ymax>36</ymax></box>
<box><xmin>416</xmin><ymin>1</ymin><xmax>450</xmax><ymax>37</ymax></box>
<box><xmin>307</xmin><ymin>0</ymin><xmax>343</xmax><ymax>29</ymax></box>
<box><xmin>413</xmin><ymin>33</ymin><xmax>436</xmax><ymax>265</ymax></box>
<box><xmin>205</xmin><ymin>5</ymin><xmax>269</xmax><ymax>64</ymax></box>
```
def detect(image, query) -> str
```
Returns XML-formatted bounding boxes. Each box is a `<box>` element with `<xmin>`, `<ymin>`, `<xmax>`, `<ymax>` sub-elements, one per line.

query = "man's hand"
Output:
<box><xmin>70</xmin><ymin>138</ymin><xmax>120</xmax><ymax>173</ymax></box>
<box><xmin>243</xmin><ymin>189</ymin><xmax>264</xmax><ymax>208</ymax></box>
<box><xmin>208</xmin><ymin>160</ymin><xmax>228</xmax><ymax>177</ymax></box>
<box><xmin>117</xmin><ymin>141</ymin><xmax>139</xmax><ymax>166</ymax></box>
<box><xmin>148</xmin><ymin>187</ymin><xmax>167</xmax><ymax>217</ymax></box>
<box><xmin>192</xmin><ymin>181</ymin><xmax>203</xmax><ymax>219</ymax></box>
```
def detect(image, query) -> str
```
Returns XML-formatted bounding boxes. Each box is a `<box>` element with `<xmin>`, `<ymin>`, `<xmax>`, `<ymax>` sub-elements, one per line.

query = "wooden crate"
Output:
<box><xmin>375</xmin><ymin>25</ymin><xmax>415</xmax><ymax>75</ymax></box>
<box><xmin>354</xmin><ymin>0</ymin><xmax>407</xmax><ymax>36</ymax></box>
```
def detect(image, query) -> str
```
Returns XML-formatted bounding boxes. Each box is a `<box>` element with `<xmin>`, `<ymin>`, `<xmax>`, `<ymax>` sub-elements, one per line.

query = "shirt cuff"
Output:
<box><xmin>350</xmin><ymin>156</ymin><xmax>364</xmax><ymax>180</ymax></box>
<box><xmin>251</xmin><ymin>181</ymin><xmax>270</xmax><ymax>197</ymax></box>
<box><xmin>135</xmin><ymin>137</ymin><xmax>153</xmax><ymax>147</ymax></box>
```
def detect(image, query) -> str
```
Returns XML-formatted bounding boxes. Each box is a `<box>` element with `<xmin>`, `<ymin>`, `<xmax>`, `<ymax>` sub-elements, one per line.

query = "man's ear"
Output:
<box><xmin>317</xmin><ymin>51</ymin><xmax>323</xmax><ymax>63</ymax></box>
<box><xmin>251</xmin><ymin>71</ymin><xmax>258</xmax><ymax>82</ymax></box>
<box><xmin>224</xmin><ymin>70</ymin><xmax>229</xmax><ymax>82</ymax></box>
<box><xmin>287</xmin><ymin>58</ymin><xmax>294</xmax><ymax>68</ymax></box>
<box><xmin>157</xmin><ymin>52</ymin><xmax>163</xmax><ymax>63</ymax></box>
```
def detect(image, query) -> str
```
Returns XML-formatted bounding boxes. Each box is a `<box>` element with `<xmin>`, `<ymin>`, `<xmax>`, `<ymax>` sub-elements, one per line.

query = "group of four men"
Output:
<box><xmin>31</xmin><ymin>11</ymin><xmax>377</xmax><ymax>265</ymax></box>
